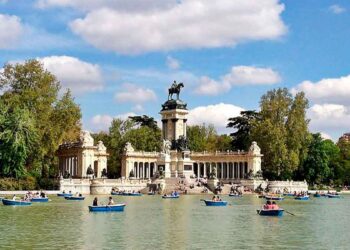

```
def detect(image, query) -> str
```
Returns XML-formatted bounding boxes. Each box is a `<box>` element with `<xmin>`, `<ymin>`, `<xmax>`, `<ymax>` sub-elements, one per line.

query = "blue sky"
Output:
<box><xmin>1</xmin><ymin>0</ymin><xmax>350</xmax><ymax>140</ymax></box>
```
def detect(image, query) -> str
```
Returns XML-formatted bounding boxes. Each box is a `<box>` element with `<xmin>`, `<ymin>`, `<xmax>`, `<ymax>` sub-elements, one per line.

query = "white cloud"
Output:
<box><xmin>195</xmin><ymin>66</ymin><xmax>281</xmax><ymax>95</ymax></box>
<box><xmin>133</xmin><ymin>104</ymin><xmax>144</xmax><ymax>112</ymax></box>
<box><xmin>39</xmin><ymin>56</ymin><xmax>104</xmax><ymax>95</ymax></box>
<box><xmin>329</xmin><ymin>5</ymin><xmax>346</xmax><ymax>14</ymax></box>
<box><xmin>292</xmin><ymin>74</ymin><xmax>350</xmax><ymax>105</ymax></box>
<box><xmin>308</xmin><ymin>104</ymin><xmax>350</xmax><ymax>139</ymax></box>
<box><xmin>115</xmin><ymin>83</ymin><xmax>157</xmax><ymax>104</ymax></box>
<box><xmin>0</xmin><ymin>14</ymin><xmax>23</xmax><ymax>49</ymax></box>
<box><xmin>69</xmin><ymin>0</ymin><xmax>286</xmax><ymax>54</ymax></box>
<box><xmin>90</xmin><ymin>112</ymin><xmax>137</xmax><ymax>132</ymax></box>
<box><xmin>166</xmin><ymin>56</ymin><xmax>180</xmax><ymax>70</ymax></box>
<box><xmin>91</xmin><ymin>114</ymin><xmax>113</xmax><ymax>131</ymax></box>
<box><xmin>320</xmin><ymin>132</ymin><xmax>332</xmax><ymax>141</ymax></box>
<box><xmin>188</xmin><ymin>103</ymin><xmax>244</xmax><ymax>133</ymax></box>
<box><xmin>36</xmin><ymin>0</ymin><xmax>176</xmax><ymax>13</ymax></box>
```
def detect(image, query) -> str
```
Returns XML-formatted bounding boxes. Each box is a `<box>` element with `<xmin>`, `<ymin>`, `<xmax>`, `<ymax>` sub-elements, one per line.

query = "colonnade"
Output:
<box><xmin>193</xmin><ymin>161</ymin><xmax>249</xmax><ymax>179</ymax></box>
<box><xmin>133</xmin><ymin>162</ymin><xmax>157</xmax><ymax>179</ymax></box>
<box><xmin>59</xmin><ymin>156</ymin><xmax>79</xmax><ymax>177</ymax></box>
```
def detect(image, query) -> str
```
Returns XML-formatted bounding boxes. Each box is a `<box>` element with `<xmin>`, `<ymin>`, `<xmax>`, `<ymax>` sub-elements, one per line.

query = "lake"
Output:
<box><xmin>0</xmin><ymin>195</ymin><xmax>349</xmax><ymax>249</ymax></box>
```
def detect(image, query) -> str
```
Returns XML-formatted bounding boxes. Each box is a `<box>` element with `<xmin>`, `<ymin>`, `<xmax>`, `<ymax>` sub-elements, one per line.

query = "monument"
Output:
<box><xmin>121</xmin><ymin>81</ymin><xmax>263</xmax><ymax>182</ymax></box>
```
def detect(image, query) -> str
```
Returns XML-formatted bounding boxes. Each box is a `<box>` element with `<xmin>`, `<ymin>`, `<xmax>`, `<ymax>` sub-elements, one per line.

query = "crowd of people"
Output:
<box><xmin>12</xmin><ymin>191</ymin><xmax>47</xmax><ymax>201</ymax></box>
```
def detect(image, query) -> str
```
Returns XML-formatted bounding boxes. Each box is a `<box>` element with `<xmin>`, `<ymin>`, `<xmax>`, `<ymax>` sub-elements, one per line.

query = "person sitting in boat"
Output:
<box><xmin>69</xmin><ymin>191</ymin><xmax>72</xmax><ymax>194</ymax></box>
<box><xmin>40</xmin><ymin>191</ymin><xmax>46</xmax><ymax>198</ymax></box>
<box><xmin>93</xmin><ymin>197</ymin><xmax>98</xmax><ymax>206</ymax></box>
<box><xmin>12</xmin><ymin>194</ymin><xmax>17</xmax><ymax>201</ymax></box>
<box><xmin>79</xmin><ymin>193</ymin><xmax>82</xmax><ymax>197</ymax></box>
<box><xmin>263</xmin><ymin>200</ymin><xmax>272</xmax><ymax>210</ymax></box>
<box><xmin>212</xmin><ymin>195</ymin><xmax>217</xmax><ymax>201</ymax></box>
<box><xmin>272</xmin><ymin>201</ymin><xmax>279</xmax><ymax>210</ymax></box>
<box><xmin>216</xmin><ymin>195</ymin><xmax>222</xmax><ymax>201</ymax></box>
<box><xmin>108</xmin><ymin>196</ymin><xmax>114</xmax><ymax>205</ymax></box>
<box><xmin>174</xmin><ymin>191</ymin><xmax>178</xmax><ymax>196</ymax></box>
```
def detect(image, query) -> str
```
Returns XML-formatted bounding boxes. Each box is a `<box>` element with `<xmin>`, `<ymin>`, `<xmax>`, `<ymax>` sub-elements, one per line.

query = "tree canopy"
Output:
<box><xmin>0</xmin><ymin>60</ymin><xmax>81</xmax><ymax>179</ymax></box>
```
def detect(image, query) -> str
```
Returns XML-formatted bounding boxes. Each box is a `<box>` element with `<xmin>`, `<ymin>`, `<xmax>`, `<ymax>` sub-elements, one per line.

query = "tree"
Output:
<box><xmin>252</xmin><ymin>88</ymin><xmax>310</xmax><ymax>180</ymax></box>
<box><xmin>129</xmin><ymin>115</ymin><xmax>158</xmax><ymax>130</ymax></box>
<box><xmin>227</xmin><ymin>110</ymin><xmax>260</xmax><ymax>151</ymax></box>
<box><xmin>301</xmin><ymin>134</ymin><xmax>335</xmax><ymax>185</ymax></box>
<box><xmin>0</xmin><ymin>60</ymin><xmax>81</xmax><ymax>178</ymax></box>
<box><xmin>0</xmin><ymin>104</ymin><xmax>38</xmax><ymax>178</ymax></box>
<box><xmin>187</xmin><ymin>124</ymin><xmax>218</xmax><ymax>152</ymax></box>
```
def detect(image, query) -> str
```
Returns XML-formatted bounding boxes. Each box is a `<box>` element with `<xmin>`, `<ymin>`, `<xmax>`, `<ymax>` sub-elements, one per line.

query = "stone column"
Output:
<box><xmin>183</xmin><ymin>119</ymin><xmax>187</xmax><ymax>138</ymax></box>
<box><xmin>221</xmin><ymin>163</ymin><xmax>224</xmax><ymax>179</ymax></box>
<box><xmin>215</xmin><ymin>163</ymin><xmax>218</xmax><ymax>177</ymax></box>
<box><xmin>238</xmin><ymin>162</ymin><xmax>241</xmax><ymax>179</ymax></box>
<box><xmin>162</xmin><ymin>119</ymin><xmax>168</xmax><ymax>140</ymax></box>
<box><xmin>226</xmin><ymin>162</ymin><xmax>229</xmax><ymax>179</ymax></box>
<box><xmin>203</xmin><ymin>163</ymin><xmax>207</xmax><ymax>178</ymax></box>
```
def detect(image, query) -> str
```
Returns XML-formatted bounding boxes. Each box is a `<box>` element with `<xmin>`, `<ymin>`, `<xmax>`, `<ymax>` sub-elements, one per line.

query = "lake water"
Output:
<box><xmin>0</xmin><ymin>195</ymin><xmax>349</xmax><ymax>250</ymax></box>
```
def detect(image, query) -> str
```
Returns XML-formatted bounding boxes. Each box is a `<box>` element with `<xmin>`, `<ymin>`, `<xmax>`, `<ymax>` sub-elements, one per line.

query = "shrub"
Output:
<box><xmin>37</xmin><ymin>178</ymin><xmax>59</xmax><ymax>190</ymax></box>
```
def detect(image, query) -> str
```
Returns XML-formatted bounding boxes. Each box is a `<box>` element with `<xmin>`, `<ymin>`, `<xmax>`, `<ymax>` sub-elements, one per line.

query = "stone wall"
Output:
<box><xmin>59</xmin><ymin>178</ymin><xmax>149</xmax><ymax>195</ymax></box>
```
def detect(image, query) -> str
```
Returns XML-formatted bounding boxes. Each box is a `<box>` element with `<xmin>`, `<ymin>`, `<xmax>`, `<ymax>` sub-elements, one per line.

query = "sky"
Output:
<box><xmin>1</xmin><ymin>0</ymin><xmax>350</xmax><ymax>140</ymax></box>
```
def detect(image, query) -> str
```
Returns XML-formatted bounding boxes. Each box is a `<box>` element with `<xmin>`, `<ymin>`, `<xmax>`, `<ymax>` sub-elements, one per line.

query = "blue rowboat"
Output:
<box><xmin>203</xmin><ymin>200</ymin><xmax>228</xmax><ymax>206</ymax></box>
<box><xmin>265</xmin><ymin>196</ymin><xmax>284</xmax><ymax>201</ymax></box>
<box><xmin>111</xmin><ymin>192</ymin><xmax>123</xmax><ymax>195</ymax></box>
<box><xmin>65</xmin><ymin>196</ymin><xmax>85</xmax><ymax>201</ymax></box>
<box><xmin>0</xmin><ymin>197</ymin><xmax>4</xmax><ymax>201</ymax></box>
<box><xmin>57</xmin><ymin>193</ymin><xmax>73</xmax><ymax>197</ymax></box>
<box><xmin>148</xmin><ymin>192</ymin><xmax>156</xmax><ymax>195</ymax></box>
<box><xmin>295</xmin><ymin>196</ymin><xmax>309</xmax><ymax>200</ymax></box>
<box><xmin>257</xmin><ymin>209</ymin><xmax>284</xmax><ymax>216</ymax></box>
<box><xmin>327</xmin><ymin>194</ymin><xmax>341</xmax><ymax>198</ymax></box>
<box><xmin>126</xmin><ymin>193</ymin><xmax>142</xmax><ymax>196</ymax></box>
<box><xmin>313</xmin><ymin>193</ymin><xmax>321</xmax><ymax>198</ymax></box>
<box><xmin>229</xmin><ymin>194</ymin><xmax>242</xmax><ymax>197</ymax></box>
<box><xmin>2</xmin><ymin>199</ymin><xmax>32</xmax><ymax>206</ymax></box>
<box><xmin>283</xmin><ymin>193</ymin><xmax>295</xmax><ymax>197</ymax></box>
<box><xmin>162</xmin><ymin>195</ymin><xmax>179</xmax><ymax>199</ymax></box>
<box><xmin>30</xmin><ymin>197</ymin><xmax>49</xmax><ymax>202</ymax></box>
<box><xmin>89</xmin><ymin>203</ymin><xmax>126</xmax><ymax>212</ymax></box>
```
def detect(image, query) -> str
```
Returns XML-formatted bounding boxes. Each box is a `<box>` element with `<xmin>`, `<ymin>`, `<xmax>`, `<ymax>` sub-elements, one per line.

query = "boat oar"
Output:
<box><xmin>284</xmin><ymin>210</ymin><xmax>295</xmax><ymax>216</ymax></box>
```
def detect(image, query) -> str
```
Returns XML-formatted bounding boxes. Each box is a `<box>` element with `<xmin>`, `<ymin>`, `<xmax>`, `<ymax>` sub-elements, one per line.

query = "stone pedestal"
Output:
<box><xmin>207</xmin><ymin>178</ymin><xmax>219</xmax><ymax>191</ymax></box>
<box><xmin>157</xmin><ymin>153</ymin><xmax>171</xmax><ymax>178</ymax></box>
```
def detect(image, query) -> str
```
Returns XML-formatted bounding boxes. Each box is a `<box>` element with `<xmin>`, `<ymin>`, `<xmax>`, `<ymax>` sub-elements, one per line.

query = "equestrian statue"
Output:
<box><xmin>168</xmin><ymin>80</ymin><xmax>184</xmax><ymax>100</ymax></box>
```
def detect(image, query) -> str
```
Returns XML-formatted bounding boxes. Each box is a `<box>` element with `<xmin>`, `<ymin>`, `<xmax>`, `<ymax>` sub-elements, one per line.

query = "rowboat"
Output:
<box><xmin>2</xmin><ymin>199</ymin><xmax>32</xmax><ymax>206</ymax></box>
<box><xmin>203</xmin><ymin>200</ymin><xmax>228</xmax><ymax>206</ymax></box>
<box><xmin>30</xmin><ymin>197</ymin><xmax>49</xmax><ymax>202</ymax></box>
<box><xmin>57</xmin><ymin>193</ymin><xmax>73</xmax><ymax>197</ymax></box>
<box><xmin>295</xmin><ymin>196</ymin><xmax>309</xmax><ymax>200</ymax></box>
<box><xmin>229</xmin><ymin>193</ymin><xmax>242</xmax><ymax>197</ymax></box>
<box><xmin>89</xmin><ymin>203</ymin><xmax>126</xmax><ymax>212</ymax></box>
<box><xmin>265</xmin><ymin>196</ymin><xmax>284</xmax><ymax>201</ymax></box>
<box><xmin>0</xmin><ymin>197</ymin><xmax>4</xmax><ymax>201</ymax></box>
<box><xmin>126</xmin><ymin>193</ymin><xmax>142</xmax><ymax>196</ymax></box>
<box><xmin>327</xmin><ymin>194</ymin><xmax>341</xmax><ymax>198</ymax></box>
<box><xmin>257</xmin><ymin>209</ymin><xmax>284</xmax><ymax>216</ymax></box>
<box><xmin>65</xmin><ymin>196</ymin><xmax>85</xmax><ymax>200</ymax></box>
<box><xmin>283</xmin><ymin>193</ymin><xmax>295</xmax><ymax>197</ymax></box>
<box><xmin>148</xmin><ymin>192</ymin><xmax>156</xmax><ymax>195</ymax></box>
<box><xmin>313</xmin><ymin>193</ymin><xmax>321</xmax><ymax>198</ymax></box>
<box><xmin>162</xmin><ymin>195</ymin><xmax>179</xmax><ymax>199</ymax></box>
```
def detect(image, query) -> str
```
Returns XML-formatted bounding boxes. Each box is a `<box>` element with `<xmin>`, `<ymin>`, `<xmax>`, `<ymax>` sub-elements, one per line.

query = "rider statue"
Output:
<box><xmin>168</xmin><ymin>80</ymin><xmax>184</xmax><ymax>100</ymax></box>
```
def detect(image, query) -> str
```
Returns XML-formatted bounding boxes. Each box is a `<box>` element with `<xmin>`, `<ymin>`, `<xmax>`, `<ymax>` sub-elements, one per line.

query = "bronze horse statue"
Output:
<box><xmin>168</xmin><ymin>81</ymin><xmax>184</xmax><ymax>100</ymax></box>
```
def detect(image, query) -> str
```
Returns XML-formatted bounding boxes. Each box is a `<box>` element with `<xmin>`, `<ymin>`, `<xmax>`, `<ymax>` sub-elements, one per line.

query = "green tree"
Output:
<box><xmin>0</xmin><ymin>104</ymin><xmax>38</xmax><ymax>178</ymax></box>
<box><xmin>252</xmin><ymin>88</ymin><xmax>310</xmax><ymax>180</ymax></box>
<box><xmin>129</xmin><ymin>115</ymin><xmax>158</xmax><ymax>130</ymax></box>
<box><xmin>187</xmin><ymin>124</ymin><xmax>218</xmax><ymax>152</ymax></box>
<box><xmin>285</xmin><ymin>92</ymin><xmax>310</xmax><ymax>179</ymax></box>
<box><xmin>227</xmin><ymin>110</ymin><xmax>260</xmax><ymax>151</ymax></box>
<box><xmin>301</xmin><ymin>134</ymin><xmax>336</xmax><ymax>185</ymax></box>
<box><xmin>0</xmin><ymin>60</ymin><xmax>81</xmax><ymax>178</ymax></box>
